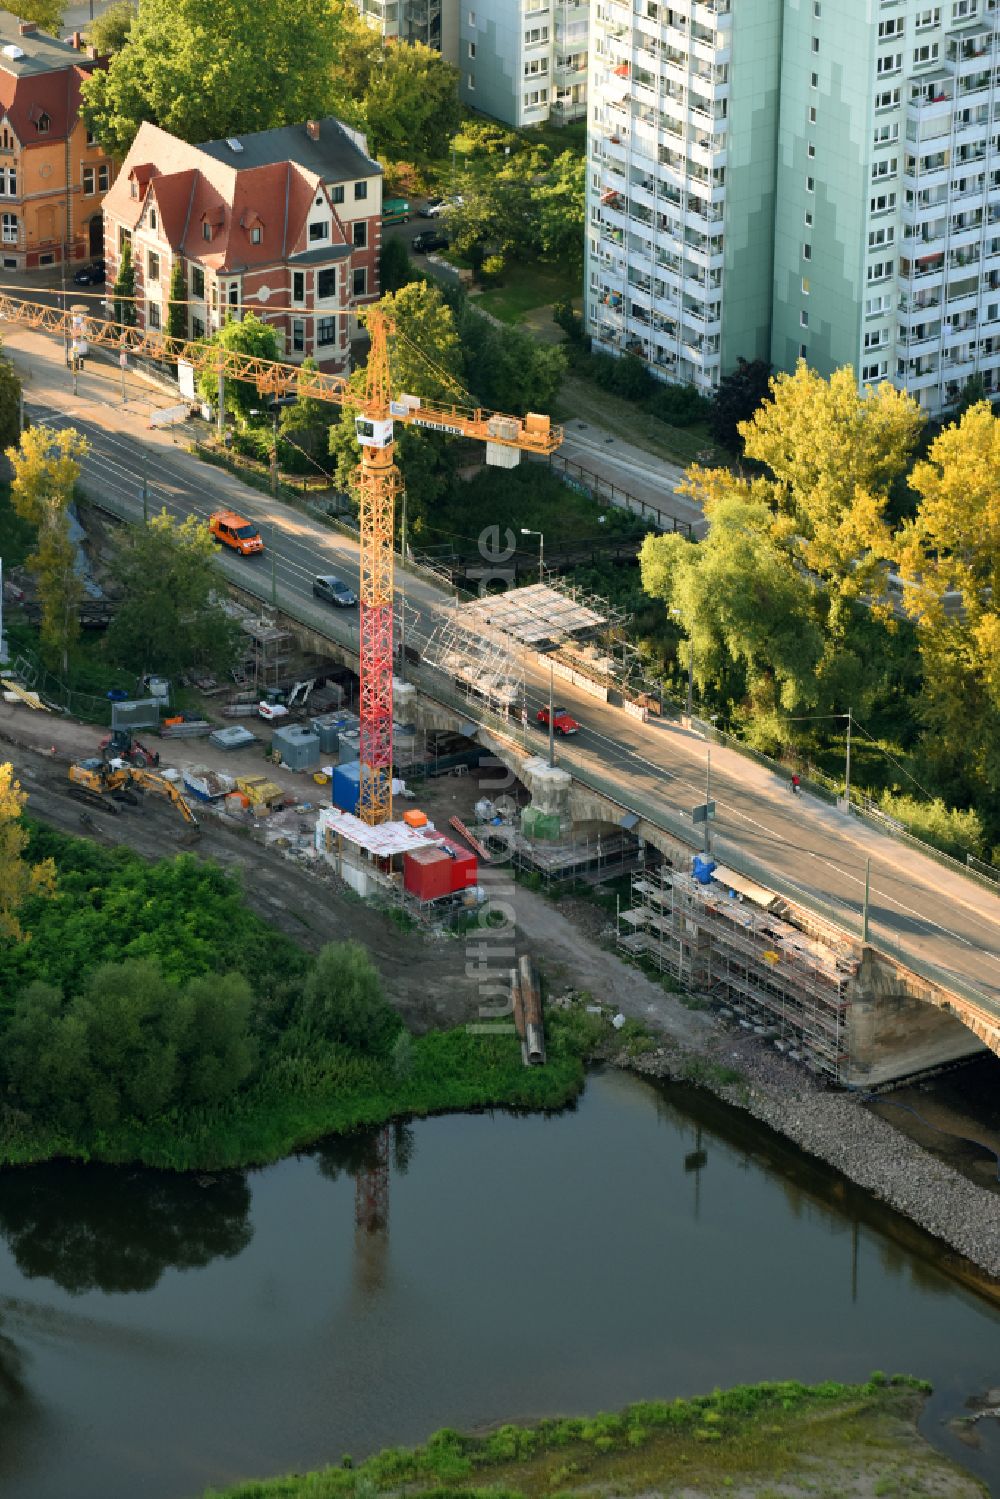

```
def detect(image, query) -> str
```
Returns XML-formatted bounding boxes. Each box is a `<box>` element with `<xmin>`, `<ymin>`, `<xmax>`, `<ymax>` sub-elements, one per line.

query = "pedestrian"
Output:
<box><xmin>791</xmin><ymin>773</ymin><xmax>801</xmax><ymax>795</ymax></box>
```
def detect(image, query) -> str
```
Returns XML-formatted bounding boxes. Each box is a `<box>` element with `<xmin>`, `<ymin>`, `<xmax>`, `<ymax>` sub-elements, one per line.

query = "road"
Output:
<box><xmin>4</xmin><ymin>324</ymin><xmax>1000</xmax><ymax>1020</ymax></box>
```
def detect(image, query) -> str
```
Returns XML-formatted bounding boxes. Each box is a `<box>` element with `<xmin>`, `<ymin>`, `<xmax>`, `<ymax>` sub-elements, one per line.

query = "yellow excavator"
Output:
<box><xmin>68</xmin><ymin>759</ymin><xmax>200</xmax><ymax>834</ymax></box>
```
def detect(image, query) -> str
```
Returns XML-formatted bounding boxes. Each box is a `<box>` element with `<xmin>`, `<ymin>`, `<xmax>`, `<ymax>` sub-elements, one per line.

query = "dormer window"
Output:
<box><xmin>149</xmin><ymin>207</ymin><xmax>157</xmax><ymax>230</ymax></box>
<box><xmin>130</xmin><ymin>180</ymin><xmax>137</xmax><ymax>198</ymax></box>
<box><xmin>202</xmin><ymin>221</ymin><xmax>212</xmax><ymax>240</ymax></box>
<box><xmin>241</xmin><ymin>210</ymin><xmax>264</xmax><ymax>246</ymax></box>
<box><xmin>37</xmin><ymin>113</ymin><xmax>49</xmax><ymax>135</ymax></box>
<box><xmin>250</xmin><ymin>226</ymin><xmax>262</xmax><ymax>245</ymax></box>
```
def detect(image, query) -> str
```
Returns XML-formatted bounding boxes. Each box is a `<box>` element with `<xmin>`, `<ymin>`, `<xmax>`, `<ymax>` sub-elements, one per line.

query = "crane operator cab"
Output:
<box><xmin>355</xmin><ymin>416</ymin><xmax>393</xmax><ymax>449</ymax></box>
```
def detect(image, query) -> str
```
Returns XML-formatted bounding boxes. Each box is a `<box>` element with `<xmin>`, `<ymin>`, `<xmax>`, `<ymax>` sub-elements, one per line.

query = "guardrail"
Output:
<box><xmin>545</xmin><ymin>452</ymin><xmax>695</xmax><ymax>537</ymax></box>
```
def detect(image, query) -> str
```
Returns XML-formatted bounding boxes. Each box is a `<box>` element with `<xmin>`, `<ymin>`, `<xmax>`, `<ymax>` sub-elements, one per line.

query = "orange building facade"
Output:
<box><xmin>0</xmin><ymin>17</ymin><xmax>116</xmax><ymax>271</ymax></box>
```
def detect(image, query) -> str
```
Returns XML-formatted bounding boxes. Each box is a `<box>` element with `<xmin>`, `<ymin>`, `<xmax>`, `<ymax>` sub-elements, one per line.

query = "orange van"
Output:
<box><xmin>209</xmin><ymin>509</ymin><xmax>264</xmax><ymax>555</ymax></box>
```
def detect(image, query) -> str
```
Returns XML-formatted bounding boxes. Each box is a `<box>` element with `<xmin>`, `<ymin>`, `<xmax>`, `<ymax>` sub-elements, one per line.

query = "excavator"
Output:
<box><xmin>68</xmin><ymin>760</ymin><xmax>200</xmax><ymax>835</ymax></box>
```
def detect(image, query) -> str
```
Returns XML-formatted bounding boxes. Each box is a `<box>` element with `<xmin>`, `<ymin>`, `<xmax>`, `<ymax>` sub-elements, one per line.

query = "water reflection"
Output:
<box><xmin>0</xmin><ymin>1165</ymin><xmax>252</xmax><ymax>1294</ymax></box>
<box><xmin>312</xmin><ymin>1122</ymin><xmax>414</xmax><ymax>1298</ymax></box>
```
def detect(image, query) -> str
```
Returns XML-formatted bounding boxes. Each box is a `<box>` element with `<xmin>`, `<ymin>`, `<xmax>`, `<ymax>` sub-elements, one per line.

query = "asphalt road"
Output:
<box><xmin>9</xmin><ymin>342</ymin><xmax>1000</xmax><ymax>1019</ymax></box>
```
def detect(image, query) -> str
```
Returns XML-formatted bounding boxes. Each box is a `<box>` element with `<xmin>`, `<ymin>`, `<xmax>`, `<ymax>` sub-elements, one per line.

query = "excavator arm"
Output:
<box><xmin>127</xmin><ymin>769</ymin><xmax>200</xmax><ymax>827</ymax></box>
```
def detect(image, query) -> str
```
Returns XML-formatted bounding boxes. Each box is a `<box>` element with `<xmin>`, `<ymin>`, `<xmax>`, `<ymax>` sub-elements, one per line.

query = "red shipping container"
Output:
<box><xmin>403</xmin><ymin>847</ymin><xmax>453</xmax><ymax>900</ymax></box>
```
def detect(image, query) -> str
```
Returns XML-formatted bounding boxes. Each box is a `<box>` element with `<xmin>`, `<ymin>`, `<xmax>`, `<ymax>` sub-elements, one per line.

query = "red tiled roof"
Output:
<box><xmin>104</xmin><ymin>121</ymin><xmax>358</xmax><ymax>273</ymax></box>
<box><xmin>0</xmin><ymin>58</ymin><xmax>104</xmax><ymax>144</ymax></box>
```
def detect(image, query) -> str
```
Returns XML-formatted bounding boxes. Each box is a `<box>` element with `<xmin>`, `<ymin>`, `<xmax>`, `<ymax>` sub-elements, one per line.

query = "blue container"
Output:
<box><xmin>332</xmin><ymin>760</ymin><xmax>362</xmax><ymax>815</ymax></box>
<box><xmin>692</xmin><ymin>854</ymin><xmax>716</xmax><ymax>885</ymax></box>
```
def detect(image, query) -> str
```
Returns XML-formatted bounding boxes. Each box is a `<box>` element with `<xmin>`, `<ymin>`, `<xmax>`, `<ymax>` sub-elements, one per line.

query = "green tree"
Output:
<box><xmin>457</xmin><ymin>304</ymin><xmax>565</xmax><ymax>414</ymax></box>
<box><xmin>106</xmin><ymin>510</ymin><xmax>242</xmax><ymax>678</ymax></box>
<box><xmin>80</xmin><ymin>0</ymin><xmax>348</xmax><ymax>157</ymax></box>
<box><xmin>0</xmin><ymin>764</ymin><xmax>55</xmax><ymax>943</ymax></box>
<box><xmin>640</xmin><ymin>495</ymin><xmax>825</xmax><ymax>743</ymax></box>
<box><xmin>1</xmin><ymin>1</ymin><xmax>62</xmax><ymax>33</ymax></box>
<box><xmin>279</xmin><ymin>358</ymin><xmax>332</xmax><ymax>473</ymax></box>
<box><xmin>166</xmin><ymin>258</ymin><xmax>186</xmax><ymax>342</ymax></box>
<box><xmin>533</xmin><ymin>150</ymin><xmax>586</xmax><ymax>271</ymax></box>
<box><xmin>363</xmin><ymin>41</ymin><xmax>461</xmax><ymax>161</ymax></box>
<box><xmin>0</xmin><ymin>349</ymin><xmax>21</xmax><ymax>454</ymax></box>
<box><xmin>197</xmin><ymin>312</ymin><xmax>278</xmax><ymax>426</ymax></box>
<box><xmin>85</xmin><ymin>0</ymin><xmax>135</xmax><ymax>54</ymax></box>
<box><xmin>6</xmin><ymin>425</ymin><xmax>89</xmax><ymax>675</ymax></box>
<box><xmin>379</xmin><ymin>235</ymin><xmax>416</xmax><ymax>296</ymax></box>
<box><xmin>294</xmin><ymin>941</ymin><xmax>400</xmax><ymax>1056</ymax></box>
<box><xmin>113</xmin><ymin>238</ymin><xmax>136</xmax><ymax>329</ymax></box>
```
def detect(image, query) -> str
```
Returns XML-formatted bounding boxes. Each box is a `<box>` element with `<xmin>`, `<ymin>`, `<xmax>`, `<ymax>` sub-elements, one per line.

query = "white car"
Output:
<box><xmin>258</xmin><ymin>701</ymin><xmax>289</xmax><ymax>722</ymax></box>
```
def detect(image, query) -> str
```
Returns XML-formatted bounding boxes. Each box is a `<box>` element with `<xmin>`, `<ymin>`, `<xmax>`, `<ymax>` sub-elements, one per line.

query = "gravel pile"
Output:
<box><xmin>619</xmin><ymin>1032</ymin><xmax>1000</xmax><ymax>1282</ymax></box>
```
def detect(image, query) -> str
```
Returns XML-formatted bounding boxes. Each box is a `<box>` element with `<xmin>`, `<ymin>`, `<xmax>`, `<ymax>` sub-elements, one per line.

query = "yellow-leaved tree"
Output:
<box><xmin>5</xmin><ymin>426</ymin><xmax>89</xmax><ymax>676</ymax></box>
<box><xmin>739</xmin><ymin>363</ymin><xmax>923</xmax><ymax>605</ymax></box>
<box><xmin>0</xmin><ymin>762</ymin><xmax>55</xmax><ymax>941</ymax></box>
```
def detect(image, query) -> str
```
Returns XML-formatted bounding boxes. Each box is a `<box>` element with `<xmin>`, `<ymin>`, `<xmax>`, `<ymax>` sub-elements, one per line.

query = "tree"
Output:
<box><xmin>708</xmin><ymin>356</ymin><xmax>772</xmax><ymax>453</ymax></box>
<box><xmin>6</xmin><ymin>425</ymin><xmax>89</xmax><ymax>674</ymax></box>
<box><xmin>739</xmin><ymin>362</ymin><xmax>922</xmax><ymax>597</ymax></box>
<box><xmin>0</xmin><ymin>349</ymin><xmax>21</xmax><ymax>454</ymax></box>
<box><xmin>640</xmin><ymin>495</ymin><xmax>825</xmax><ymax>742</ymax></box>
<box><xmin>279</xmin><ymin>357</ymin><xmax>332</xmax><ymax>473</ymax></box>
<box><xmin>362</xmin><ymin>41</ymin><xmax>461</xmax><ymax>161</ymax></box>
<box><xmin>1</xmin><ymin>1</ymin><xmax>62</xmax><ymax>33</ymax></box>
<box><xmin>0</xmin><ymin>764</ymin><xmax>55</xmax><ymax>942</ymax></box>
<box><xmin>447</xmin><ymin>168</ymin><xmax>533</xmax><ymax>273</ymax></box>
<box><xmin>85</xmin><ymin>0</ymin><xmax>136</xmax><ymax>54</ymax></box>
<box><xmin>896</xmin><ymin>402</ymin><xmax>1000</xmax><ymax>803</ymax></box>
<box><xmin>106</xmin><ymin>510</ymin><xmax>242</xmax><ymax>678</ymax></box>
<box><xmin>457</xmin><ymin>304</ymin><xmax>565</xmax><ymax>414</ymax></box>
<box><xmin>80</xmin><ymin>0</ymin><xmax>349</xmax><ymax>158</ymax></box>
<box><xmin>197</xmin><ymin>313</ymin><xmax>278</xmax><ymax>426</ymax></box>
<box><xmin>379</xmin><ymin>235</ymin><xmax>416</xmax><ymax>296</ymax></box>
<box><xmin>533</xmin><ymin>150</ymin><xmax>586</xmax><ymax>272</ymax></box>
<box><xmin>113</xmin><ymin>238</ymin><xmax>136</xmax><ymax>328</ymax></box>
<box><xmin>166</xmin><ymin>259</ymin><xmax>186</xmax><ymax>342</ymax></box>
<box><xmin>295</xmin><ymin>941</ymin><xmax>400</xmax><ymax>1056</ymax></box>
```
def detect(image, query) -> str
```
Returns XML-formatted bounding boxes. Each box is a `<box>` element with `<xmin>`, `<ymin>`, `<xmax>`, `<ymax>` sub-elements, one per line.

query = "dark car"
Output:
<box><xmin>411</xmin><ymin>230</ymin><xmax>448</xmax><ymax>254</ymax></box>
<box><xmin>420</xmin><ymin>197</ymin><xmax>445</xmax><ymax>218</ymax></box>
<box><xmin>313</xmin><ymin>574</ymin><xmax>358</xmax><ymax>607</ymax></box>
<box><xmin>73</xmin><ymin>259</ymin><xmax>105</xmax><ymax>286</ymax></box>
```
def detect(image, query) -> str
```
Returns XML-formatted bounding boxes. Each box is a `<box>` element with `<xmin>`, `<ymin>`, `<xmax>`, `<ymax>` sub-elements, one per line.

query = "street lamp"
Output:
<box><xmin>520</xmin><ymin>527</ymin><xmax>544</xmax><ymax>585</ymax></box>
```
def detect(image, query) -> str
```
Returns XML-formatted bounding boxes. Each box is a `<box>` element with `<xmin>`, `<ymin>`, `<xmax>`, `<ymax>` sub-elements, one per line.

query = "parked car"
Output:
<box><xmin>209</xmin><ymin>509</ymin><xmax>264</xmax><ymax>555</ymax></box>
<box><xmin>383</xmin><ymin>197</ymin><xmax>411</xmax><ymax>224</ymax></box>
<box><xmin>536</xmin><ymin>705</ymin><xmax>580</xmax><ymax>736</ymax></box>
<box><xmin>73</xmin><ymin>259</ymin><xmax>105</xmax><ymax>286</ymax></box>
<box><xmin>312</xmin><ymin>574</ymin><xmax>358</xmax><ymax>607</ymax></box>
<box><xmin>420</xmin><ymin>197</ymin><xmax>445</xmax><ymax>218</ymax></box>
<box><xmin>411</xmin><ymin>230</ymin><xmax>448</xmax><ymax>254</ymax></box>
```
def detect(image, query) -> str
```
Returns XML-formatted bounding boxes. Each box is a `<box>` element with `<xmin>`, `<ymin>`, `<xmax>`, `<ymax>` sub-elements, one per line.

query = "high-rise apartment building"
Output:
<box><xmin>587</xmin><ymin>0</ymin><xmax>1000</xmax><ymax>414</ymax></box>
<box><xmin>354</xmin><ymin>0</ymin><xmax>459</xmax><ymax>60</ymax></box>
<box><xmin>460</xmin><ymin>2</ymin><xmax>589</xmax><ymax>127</ymax></box>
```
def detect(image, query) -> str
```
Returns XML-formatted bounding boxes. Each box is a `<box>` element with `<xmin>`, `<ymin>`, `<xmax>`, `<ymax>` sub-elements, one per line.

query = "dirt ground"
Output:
<box><xmin>0</xmin><ymin>700</ymin><xmax>714</xmax><ymax>1046</ymax></box>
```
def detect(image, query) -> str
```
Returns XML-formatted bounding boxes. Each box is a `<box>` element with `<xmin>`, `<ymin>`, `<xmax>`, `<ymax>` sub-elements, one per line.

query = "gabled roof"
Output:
<box><xmin>103</xmin><ymin>120</ymin><xmax>357</xmax><ymax>273</ymax></box>
<box><xmin>0</xmin><ymin>15</ymin><xmax>106</xmax><ymax>144</ymax></box>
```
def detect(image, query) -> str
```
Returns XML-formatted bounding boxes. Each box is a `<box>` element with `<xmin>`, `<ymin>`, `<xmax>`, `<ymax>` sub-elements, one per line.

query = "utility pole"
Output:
<box><xmin>270</xmin><ymin>524</ymin><xmax>277</xmax><ymax>609</ymax></box>
<box><xmin>217</xmin><ymin>368</ymin><xmax>225</xmax><ymax>439</ymax></box>
<box><xmin>270</xmin><ymin>408</ymin><xmax>279</xmax><ymax>498</ymax></box>
<box><xmin>686</xmin><ymin>640</ymin><xmax>694</xmax><ymax>719</ymax></box>
<box><xmin>845</xmin><ymin>707</ymin><xmax>852</xmax><ymax>807</ymax></box>
<box><xmin>704</xmin><ymin>747</ymin><xmax>712</xmax><ymax>856</ymax></box>
<box><xmin>548</xmin><ymin>657</ymin><xmax>555</xmax><ymax>769</ymax></box>
<box><xmin>862</xmin><ymin>856</ymin><xmax>871</xmax><ymax>944</ymax></box>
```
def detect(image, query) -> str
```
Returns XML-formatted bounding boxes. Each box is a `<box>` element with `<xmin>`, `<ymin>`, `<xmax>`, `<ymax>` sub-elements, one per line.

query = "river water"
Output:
<box><xmin>0</xmin><ymin>1068</ymin><xmax>997</xmax><ymax>1499</ymax></box>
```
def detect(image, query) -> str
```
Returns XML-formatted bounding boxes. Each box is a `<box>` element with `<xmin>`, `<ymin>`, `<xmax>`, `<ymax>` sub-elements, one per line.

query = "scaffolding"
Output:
<box><xmin>422</xmin><ymin>608</ymin><xmax>524</xmax><ymax>719</ymax></box>
<box><xmin>478</xmin><ymin>820</ymin><xmax>642</xmax><ymax>888</ymax></box>
<box><xmin>619</xmin><ymin>866</ymin><xmax>860</xmax><ymax>1080</ymax></box>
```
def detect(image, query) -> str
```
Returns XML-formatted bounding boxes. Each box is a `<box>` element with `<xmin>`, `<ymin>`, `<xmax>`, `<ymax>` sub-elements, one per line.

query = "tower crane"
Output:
<box><xmin>0</xmin><ymin>292</ymin><xmax>564</xmax><ymax>825</ymax></box>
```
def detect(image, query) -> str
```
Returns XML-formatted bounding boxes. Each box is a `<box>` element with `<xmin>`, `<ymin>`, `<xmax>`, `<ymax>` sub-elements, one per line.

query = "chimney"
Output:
<box><xmin>87</xmin><ymin>44</ymin><xmax>98</xmax><ymax>59</ymax></box>
<box><xmin>18</xmin><ymin>20</ymin><xmax>37</xmax><ymax>34</ymax></box>
<box><xmin>71</xmin><ymin>30</ymin><xmax>83</xmax><ymax>48</ymax></box>
<box><xmin>306</xmin><ymin>120</ymin><xmax>320</xmax><ymax>141</ymax></box>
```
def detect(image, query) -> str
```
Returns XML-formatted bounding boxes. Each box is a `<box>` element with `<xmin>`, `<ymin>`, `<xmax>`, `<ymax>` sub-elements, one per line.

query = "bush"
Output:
<box><xmin>292</xmin><ymin>940</ymin><xmax>401</xmax><ymax>1057</ymax></box>
<box><xmin>877</xmin><ymin>791</ymin><xmax>985</xmax><ymax>860</ymax></box>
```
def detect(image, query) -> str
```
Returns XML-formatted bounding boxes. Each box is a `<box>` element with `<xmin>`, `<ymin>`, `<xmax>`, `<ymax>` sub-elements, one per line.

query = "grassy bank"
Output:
<box><xmin>203</xmin><ymin>1376</ymin><xmax>985</xmax><ymax>1499</ymax></box>
<box><xmin>0</xmin><ymin>823</ymin><xmax>596</xmax><ymax>1172</ymax></box>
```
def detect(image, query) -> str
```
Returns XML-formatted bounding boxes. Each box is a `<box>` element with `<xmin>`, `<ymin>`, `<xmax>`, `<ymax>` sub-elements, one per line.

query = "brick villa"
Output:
<box><xmin>101</xmin><ymin>117</ymin><xmax>383</xmax><ymax>373</ymax></box>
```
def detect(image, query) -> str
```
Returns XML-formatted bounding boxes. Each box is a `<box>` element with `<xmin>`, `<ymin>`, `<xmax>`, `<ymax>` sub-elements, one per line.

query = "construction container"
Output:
<box><xmin>210</xmin><ymin>725</ymin><xmax>258</xmax><ymax>750</ymax></box>
<box><xmin>310</xmin><ymin>715</ymin><xmax>342</xmax><ymax>756</ymax></box>
<box><xmin>403</xmin><ymin>847</ymin><xmax>453</xmax><ymax>901</ymax></box>
<box><xmin>225</xmin><ymin>791</ymin><xmax>250</xmax><ymax>811</ymax></box>
<box><xmin>403</xmin><ymin>808</ymin><xmax>428</xmax><ymax>829</ymax></box>
<box><xmin>338</xmin><ymin>731</ymin><xmax>361</xmax><ymax>765</ymax></box>
<box><xmin>431</xmin><ymin>835</ymin><xmax>478</xmax><ymax>892</ymax></box>
<box><xmin>236</xmin><ymin>775</ymin><xmax>283</xmax><ymax>809</ymax></box>
<box><xmin>332</xmin><ymin>761</ymin><xmax>362</xmax><ymax>816</ymax></box>
<box><xmin>272</xmin><ymin>723</ymin><xmax>321</xmax><ymax>771</ymax></box>
<box><xmin>183</xmin><ymin>766</ymin><xmax>235</xmax><ymax>801</ymax></box>
<box><xmin>521</xmin><ymin>805</ymin><xmax>561</xmax><ymax>841</ymax></box>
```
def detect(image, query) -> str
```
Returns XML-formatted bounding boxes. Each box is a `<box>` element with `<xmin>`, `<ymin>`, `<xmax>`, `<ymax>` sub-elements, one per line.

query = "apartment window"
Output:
<box><xmin>864</xmin><ymin>328</ymin><xmax>889</xmax><ymax>349</ymax></box>
<box><xmin>870</xmin><ymin>191</ymin><xmax>896</xmax><ymax>214</ymax></box>
<box><xmin>876</xmin><ymin>52</ymin><xmax>902</xmax><ymax>75</ymax></box>
<box><xmin>869</xmin><ymin>226</ymin><xmax>895</xmax><ymax>248</ymax></box>
<box><xmin>317</xmin><ymin>267</ymin><xmax>337</xmax><ymax>298</ymax></box>
<box><xmin>226</xmin><ymin>282</ymin><xmax>238</xmax><ymax>308</ymax></box>
<box><xmin>293</xmin><ymin>270</ymin><xmax>305</xmax><ymax>302</ymax></box>
<box><xmin>191</xmin><ymin>266</ymin><xmax>205</xmax><ymax>298</ymax></box>
<box><xmin>807</xmin><ymin>142</ymin><xmax>816</xmax><ymax>159</ymax></box>
<box><xmin>353</xmin><ymin>266</ymin><xmax>367</xmax><ymax>297</ymax></box>
<box><xmin>866</xmin><ymin>293</ymin><xmax>892</xmax><ymax>316</ymax></box>
<box><xmin>878</xmin><ymin>16</ymin><xmax>904</xmax><ymax>37</ymax></box>
<box><xmin>524</xmin><ymin>57</ymin><xmax>549</xmax><ymax>76</ymax></box>
<box><xmin>875</xmin><ymin>87</ymin><xmax>900</xmax><ymax>110</ymax></box>
<box><xmin>811</xmin><ymin>72</ymin><xmax>818</xmax><ymax>87</ymax></box>
<box><xmin>316</xmin><ymin>316</ymin><xmax>336</xmax><ymax>345</ymax></box>
<box><xmin>804</xmin><ymin>209</ymin><xmax>813</xmax><ymax>227</ymax></box>
<box><xmin>468</xmin><ymin>40</ymin><xmax>476</xmax><ymax>57</ymax></box>
<box><xmin>331</xmin><ymin>184</ymin><xmax>345</xmax><ymax>204</ymax></box>
<box><xmin>468</xmin><ymin>8</ymin><xmax>476</xmax><ymax>24</ymax></box>
<box><xmin>147</xmin><ymin>249</ymin><xmax>159</xmax><ymax>281</ymax></box>
<box><xmin>799</xmin><ymin>344</ymin><xmax>808</xmax><ymax>359</ymax></box>
<box><xmin>148</xmin><ymin>301</ymin><xmax>161</xmax><ymax>330</ymax></box>
<box><xmin>83</xmin><ymin>166</ymin><xmax>96</xmax><ymax>195</ymax></box>
<box><xmin>872</xmin><ymin>157</ymin><xmax>897</xmax><ymax>180</ymax></box>
<box><xmin>952</xmin><ymin>0</ymin><xmax>977</xmax><ymax>17</ymax></box>
<box><xmin>809</xmin><ymin>106</ymin><xmax>817</xmax><ymax>124</ymax></box>
<box><xmin>803</xmin><ymin>242</ymin><xmax>812</xmax><ymax>259</ymax></box>
<box><xmin>354</xmin><ymin>180</ymin><xmax>368</xmax><ymax>200</ymax></box>
<box><xmin>811</xmin><ymin>35</ymin><xmax>819</xmax><ymax>52</ymax></box>
<box><xmin>867</xmin><ymin>258</ymin><xmax>894</xmax><ymax>282</ymax></box>
<box><xmin>310</xmin><ymin>220</ymin><xmax>329</xmax><ymax>241</ymax></box>
<box><xmin>352</xmin><ymin>220</ymin><xmax>367</xmax><ymax>248</ymax></box>
<box><xmin>862</xmin><ymin>360</ymin><xmax>887</xmax><ymax>381</ymax></box>
<box><xmin>525</xmin><ymin>26</ymin><xmax>549</xmax><ymax>42</ymax></box>
<box><xmin>813</xmin><ymin>0</ymin><xmax>821</xmax><ymax>13</ymax></box>
<box><xmin>467</xmin><ymin>72</ymin><xmax>475</xmax><ymax>89</ymax></box>
<box><xmin>874</xmin><ymin>122</ymin><xmax>899</xmax><ymax>145</ymax></box>
<box><xmin>99</xmin><ymin>165</ymin><xmax>110</xmax><ymax>192</ymax></box>
<box><xmin>806</xmin><ymin>175</ymin><xmax>815</xmax><ymax>192</ymax></box>
<box><xmin>801</xmin><ymin>277</ymin><xmax>811</xmax><ymax>295</ymax></box>
<box><xmin>192</xmin><ymin>316</ymin><xmax>205</xmax><ymax>339</ymax></box>
<box><xmin>292</xmin><ymin>319</ymin><xmax>305</xmax><ymax>352</ymax></box>
<box><xmin>800</xmin><ymin>309</ymin><xmax>809</xmax><ymax>327</ymax></box>
<box><xmin>913</xmin><ymin>42</ymin><xmax>939</xmax><ymax>65</ymax></box>
<box><xmin>1</xmin><ymin>212</ymin><xmax>17</xmax><ymax>245</ymax></box>
<box><xmin>916</xmin><ymin>7</ymin><xmax>941</xmax><ymax>25</ymax></box>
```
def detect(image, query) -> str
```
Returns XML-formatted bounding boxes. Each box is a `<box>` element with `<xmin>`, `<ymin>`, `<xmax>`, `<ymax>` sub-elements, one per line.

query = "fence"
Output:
<box><xmin>546</xmin><ymin>453</ymin><xmax>694</xmax><ymax>537</ymax></box>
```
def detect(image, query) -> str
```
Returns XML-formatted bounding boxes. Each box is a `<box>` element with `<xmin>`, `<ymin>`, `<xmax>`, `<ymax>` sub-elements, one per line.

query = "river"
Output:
<box><xmin>0</xmin><ymin>1068</ymin><xmax>997</xmax><ymax>1499</ymax></box>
